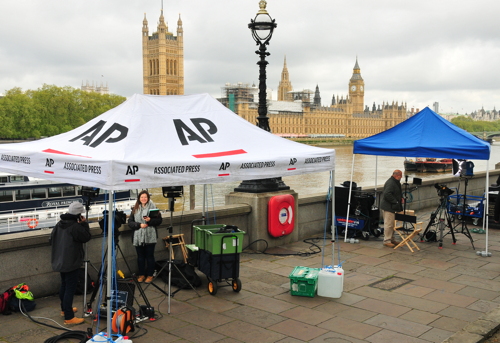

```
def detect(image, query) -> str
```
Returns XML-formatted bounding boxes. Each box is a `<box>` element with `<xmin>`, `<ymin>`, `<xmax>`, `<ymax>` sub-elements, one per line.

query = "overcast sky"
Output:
<box><xmin>1</xmin><ymin>0</ymin><xmax>499</xmax><ymax>114</ymax></box>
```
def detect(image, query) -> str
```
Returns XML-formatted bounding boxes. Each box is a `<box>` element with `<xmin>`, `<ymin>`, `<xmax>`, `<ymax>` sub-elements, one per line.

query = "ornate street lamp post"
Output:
<box><xmin>248</xmin><ymin>0</ymin><xmax>276</xmax><ymax>132</ymax></box>
<box><xmin>234</xmin><ymin>0</ymin><xmax>289</xmax><ymax>193</ymax></box>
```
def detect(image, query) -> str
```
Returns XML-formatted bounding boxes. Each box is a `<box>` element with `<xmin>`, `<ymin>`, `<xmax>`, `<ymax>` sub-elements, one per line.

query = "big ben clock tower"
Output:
<box><xmin>348</xmin><ymin>58</ymin><xmax>364</xmax><ymax>113</ymax></box>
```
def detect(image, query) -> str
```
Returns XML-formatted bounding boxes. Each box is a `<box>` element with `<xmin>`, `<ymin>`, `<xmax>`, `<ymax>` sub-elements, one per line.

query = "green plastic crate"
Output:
<box><xmin>204</xmin><ymin>229</ymin><xmax>246</xmax><ymax>254</ymax></box>
<box><xmin>289</xmin><ymin>266</ymin><xmax>320</xmax><ymax>297</ymax></box>
<box><xmin>193</xmin><ymin>224</ymin><xmax>226</xmax><ymax>250</ymax></box>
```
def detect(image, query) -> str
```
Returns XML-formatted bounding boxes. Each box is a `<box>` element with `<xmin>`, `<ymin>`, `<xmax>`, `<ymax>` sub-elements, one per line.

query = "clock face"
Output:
<box><xmin>360</xmin><ymin>86</ymin><xmax>364</xmax><ymax>91</ymax></box>
<box><xmin>351</xmin><ymin>85</ymin><xmax>356</xmax><ymax>91</ymax></box>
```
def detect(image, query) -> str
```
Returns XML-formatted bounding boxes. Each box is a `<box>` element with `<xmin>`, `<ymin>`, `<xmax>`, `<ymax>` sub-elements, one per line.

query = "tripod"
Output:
<box><xmin>144</xmin><ymin>197</ymin><xmax>200</xmax><ymax>314</ymax></box>
<box><xmin>84</xmin><ymin>219</ymin><xmax>153</xmax><ymax>323</ymax></box>
<box><xmin>421</xmin><ymin>195</ymin><xmax>455</xmax><ymax>248</ymax></box>
<box><xmin>451</xmin><ymin>177</ymin><xmax>475</xmax><ymax>249</ymax></box>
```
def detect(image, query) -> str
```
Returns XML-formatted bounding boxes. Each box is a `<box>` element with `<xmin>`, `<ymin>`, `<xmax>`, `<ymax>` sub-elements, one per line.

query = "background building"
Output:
<box><xmin>81</xmin><ymin>80</ymin><xmax>109</xmax><ymax>94</ymax></box>
<box><xmin>142</xmin><ymin>9</ymin><xmax>184</xmax><ymax>95</ymax></box>
<box><xmin>219</xmin><ymin>58</ymin><xmax>408</xmax><ymax>139</ymax></box>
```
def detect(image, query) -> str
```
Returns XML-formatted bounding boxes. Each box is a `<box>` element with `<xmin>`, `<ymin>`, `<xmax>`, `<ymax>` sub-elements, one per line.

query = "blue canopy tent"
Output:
<box><xmin>346</xmin><ymin>107</ymin><xmax>492</xmax><ymax>254</ymax></box>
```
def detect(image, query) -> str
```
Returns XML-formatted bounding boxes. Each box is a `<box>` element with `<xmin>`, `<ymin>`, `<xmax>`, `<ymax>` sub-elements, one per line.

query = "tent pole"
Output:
<box><xmin>479</xmin><ymin>161</ymin><xmax>491</xmax><ymax>257</ymax></box>
<box><xmin>330</xmin><ymin>170</ymin><xmax>335</xmax><ymax>267</ymax></box>
<box><xmin>344</xmin><ymin>154</ymin><xmax>356</xmax><ymax>242</ymax></box>
<box><xmin>203</xmin><ymin>185</ymin><xmax>207</xmax><ymax>219</ymax></box>
<box><xmin>106</xmin><ymin>192</ymin><xmax>113</xmax><ymax>337</ymax></box>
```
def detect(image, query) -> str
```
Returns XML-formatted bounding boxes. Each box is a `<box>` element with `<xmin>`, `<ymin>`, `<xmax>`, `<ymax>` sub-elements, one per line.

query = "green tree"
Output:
<box><xmin>0</xmin><ymin>85</ymin><xmax>125</xmax><ymax>139</ymax></box>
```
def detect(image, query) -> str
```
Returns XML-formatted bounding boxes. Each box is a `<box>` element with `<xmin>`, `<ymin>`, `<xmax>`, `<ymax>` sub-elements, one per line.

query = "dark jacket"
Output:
<box><xmin>51</xmin><ymin>213</ymin><xmax>91</xmax><ymax>273</ymax></box>
<box><xmin>380</xmin><ymin>176</ymin><xmax>403</xmax><ymax>213</ymax></box>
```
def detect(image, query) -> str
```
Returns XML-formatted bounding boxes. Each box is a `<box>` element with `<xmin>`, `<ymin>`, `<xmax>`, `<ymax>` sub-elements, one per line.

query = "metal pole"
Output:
<box><xmin>106</xmin><ymin>192</ymin><xmax>113</xmax><ymax>337</ymax></box>
<box><xmin>256</xmin><ymin>43</ymin><xmax>270</xmax><ymax>132</ymax></box>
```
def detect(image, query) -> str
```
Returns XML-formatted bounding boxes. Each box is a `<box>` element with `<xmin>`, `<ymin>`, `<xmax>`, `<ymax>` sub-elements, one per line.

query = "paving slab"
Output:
<box><xmin>4</xmin><ymin>205</ymin><xmax>500</xmax><ymax>343</ymax></box>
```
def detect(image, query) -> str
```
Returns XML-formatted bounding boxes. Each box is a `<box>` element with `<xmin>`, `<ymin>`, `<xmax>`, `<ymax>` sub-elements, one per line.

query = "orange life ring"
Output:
<box><xmin>268</xmin><ymin>194</ymin><xmax>295</xmax><ymax>237</ymax></box>
<box><xmin>27</xmin><ymin>219</ymin><xmax>38</xmax><ymax>229</ymax></box>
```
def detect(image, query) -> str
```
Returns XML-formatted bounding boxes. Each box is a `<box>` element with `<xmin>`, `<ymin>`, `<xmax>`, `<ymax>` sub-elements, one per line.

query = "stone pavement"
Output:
<box><xmin>2</xmin><ymin>206</ymin><xmax>500</xmax><ymax>343</ymax></box>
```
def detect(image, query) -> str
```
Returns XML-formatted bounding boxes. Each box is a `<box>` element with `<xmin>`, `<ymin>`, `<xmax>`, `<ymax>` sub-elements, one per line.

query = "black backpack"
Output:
<box><xmin>75</xmin><ymin>268</ymin><xmax>95</xmax><ymax>295</ymax></box>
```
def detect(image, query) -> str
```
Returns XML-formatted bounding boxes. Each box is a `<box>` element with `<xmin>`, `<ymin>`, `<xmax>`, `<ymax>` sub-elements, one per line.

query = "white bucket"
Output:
<box><xmin>317</xmin><ymin>266</ymin><xmax>344</xmax><ymax>298</ymax></box>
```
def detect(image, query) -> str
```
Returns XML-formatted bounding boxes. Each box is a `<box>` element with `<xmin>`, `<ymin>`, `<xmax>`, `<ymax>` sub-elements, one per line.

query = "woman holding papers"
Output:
<box><xmin>128</xmin><ymin>190</ymin><xmax>162</xmax><ymax>283</ymax></box>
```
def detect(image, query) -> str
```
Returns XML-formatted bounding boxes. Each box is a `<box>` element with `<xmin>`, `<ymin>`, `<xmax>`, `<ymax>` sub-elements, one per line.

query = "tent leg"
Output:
<box><xmin>106</xmin><ymin>193</ymin><xmax>113</xmax><ymax>336</ymax></box>
<box><xmin>330</xmin><ymin>170</ymin><xmax>335</xmax><ymax>267</ymax></box>
<box><xmin>478</xmin><ymin>162</ymin><xmax>492</xmax><ymax>257</ymax></box>
<box><xmin>344</xmin><ymin>154</ymin><xmax>356</xmax><ymax>242</ymax></box>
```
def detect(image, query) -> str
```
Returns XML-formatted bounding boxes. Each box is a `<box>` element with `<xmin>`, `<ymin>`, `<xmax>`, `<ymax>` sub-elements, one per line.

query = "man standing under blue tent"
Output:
<box><xmin>380</xmin><ymin>170</ymin><xmax>404</xmax><ymax>247</ymax></box>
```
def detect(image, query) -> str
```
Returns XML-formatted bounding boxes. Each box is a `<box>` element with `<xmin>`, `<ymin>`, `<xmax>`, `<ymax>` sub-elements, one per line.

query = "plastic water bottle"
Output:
<box><xmin>346</xmin><ymin>238</ymin><xmax>359</xmax><ymax>244</ymax></box>
<box><xmin>86</xmin><ymin>332</ymin><xmax>111</xmax><ymax>342</ymax></box>
<box><xmin>122</xmin><ymin>337</ymin><xmax>133</xmax><ymax>343</ymax></box>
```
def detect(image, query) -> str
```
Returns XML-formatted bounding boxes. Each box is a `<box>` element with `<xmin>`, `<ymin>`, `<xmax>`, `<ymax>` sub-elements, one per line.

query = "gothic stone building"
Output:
<box><xmin>219</xmin><ymin>58</ymin><xmax>408</xmax><ymax>139</ymax></box>
<box><xmin>142</xmin><ymin>10</ymin><xmax>184</xmax><ymax>95</ymax></box>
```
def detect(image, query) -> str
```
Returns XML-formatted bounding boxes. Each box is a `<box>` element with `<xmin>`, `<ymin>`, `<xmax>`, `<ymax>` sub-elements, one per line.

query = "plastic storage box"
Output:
<box><xmin>193</xmin><ymin>224</ymin><xmax>226</xmax><ymax>250</ymax></box>
<box><xmin>288</xmin><ymin>266</ymin><xmax>320</xmax><ymax>297</ymax></box>
<box><xmin>205</xmin><ymin>229</ymin><xmax>245</xmax><ymax>254</ymax></box>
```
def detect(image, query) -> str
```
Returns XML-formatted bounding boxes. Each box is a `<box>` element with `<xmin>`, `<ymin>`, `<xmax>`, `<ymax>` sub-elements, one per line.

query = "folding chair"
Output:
<box><xmin>394</xmin><ymin>210</ymin><xmax>423</xmax><ymax>253</ymax></box>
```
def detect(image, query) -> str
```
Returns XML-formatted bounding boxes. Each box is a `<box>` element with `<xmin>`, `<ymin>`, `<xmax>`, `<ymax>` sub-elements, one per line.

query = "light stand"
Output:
<box><xmin>148</xmin><ymin>186</ymin><xmax>199</xmax><ymax>314</ymax></box>
<box><xmin>234</xmin><ymin>0</ymin><xmax>289</xmax><ymax>193</ymax></box>
<box><xmin>81</xmin><ymin>186</ymin><xmax>100</xmax><ymax>318</ymax></box>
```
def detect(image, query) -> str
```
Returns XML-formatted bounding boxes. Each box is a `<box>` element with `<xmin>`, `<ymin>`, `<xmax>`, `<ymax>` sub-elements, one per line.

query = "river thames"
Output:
<box><xmin>151</xmin><ymin>143</ymin><xmax>500</xmax><ymax>210</ymax></box>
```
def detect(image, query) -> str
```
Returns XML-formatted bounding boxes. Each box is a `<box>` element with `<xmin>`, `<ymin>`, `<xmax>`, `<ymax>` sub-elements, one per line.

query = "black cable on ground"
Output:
<box><xmin>44</xmin><ymin>331</ymin><xmax>88</xmax><ymax>343</ymax></box>
<box><xmin>242</xmin><ymin>236</ymin><xmax>328</xmax><ymax>257</ymax></box>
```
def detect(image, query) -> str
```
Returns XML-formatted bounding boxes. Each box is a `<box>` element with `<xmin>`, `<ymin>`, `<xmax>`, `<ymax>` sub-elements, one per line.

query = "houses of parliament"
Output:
<box><xmin>142</xmin><ymin>10</ymin><xmax>409</xmax><ymax>139</ymax></box>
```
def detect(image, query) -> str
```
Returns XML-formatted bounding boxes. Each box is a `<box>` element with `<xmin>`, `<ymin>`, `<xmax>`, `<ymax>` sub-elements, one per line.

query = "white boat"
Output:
<box><xmin>0</xmin><ymin>173</ymin><xmax>137</xmax><ymax>234</ymax></box>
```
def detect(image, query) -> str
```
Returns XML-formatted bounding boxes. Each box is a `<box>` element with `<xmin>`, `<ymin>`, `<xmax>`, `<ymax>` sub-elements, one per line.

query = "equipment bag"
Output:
<box><xmin>157</xmin><ymin>261</ymin><xmax>202</xmax><ymax>289</ymax></box>
<box><xmin>0</xmin><ymin>288</ymin><xmax>14</xmax><ymax>315</ymax></box>
<box><xmin>9</xmin><ymin>283</ymin><xmax>36</xmax><ymax>312</ymax></box>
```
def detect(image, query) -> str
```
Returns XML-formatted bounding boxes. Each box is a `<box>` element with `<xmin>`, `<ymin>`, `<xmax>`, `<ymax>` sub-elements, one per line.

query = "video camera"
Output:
<box><xmin>98</xmin><ymin>210</ymin><xmax>127</xmax><ymax>241</ymax></box>
<box><xmin>434</xmin><ymin>183</ymin><xmax>454</xmax><ymax>198</ymax></box>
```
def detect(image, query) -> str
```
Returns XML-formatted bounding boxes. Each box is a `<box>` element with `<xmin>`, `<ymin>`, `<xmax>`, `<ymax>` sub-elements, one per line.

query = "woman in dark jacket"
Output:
<box><xmin>128</xmin><ymin>190</ymin><xmax>162</xmax><ymax>283</ymax></box>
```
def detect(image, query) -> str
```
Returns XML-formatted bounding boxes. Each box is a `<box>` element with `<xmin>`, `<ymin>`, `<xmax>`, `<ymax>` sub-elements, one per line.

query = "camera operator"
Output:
<box><xmin>50</xmin><ymin>201</ymin><xmax>91</xmax><ymax>325</ymax></box>
<box><xmin>380</xmin><ymin>170</ymin><xmax>404</xmax><ymax>248</ymax></box>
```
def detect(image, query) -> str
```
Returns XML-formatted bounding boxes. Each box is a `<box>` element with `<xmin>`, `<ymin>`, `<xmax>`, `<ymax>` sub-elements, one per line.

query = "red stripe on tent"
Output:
<box><xmin>287</xmin><ymin>168</ymin><xmax>297</xmax><ymax>171</ymax></box>
<box><xmin>43</xmin><ymin>149</ymin><xmax>92</xmax><ymax>158</ymax></box>
<box><xmin>218</xmin><ymin>174</ymin><xmax>230</xmax><ymax>177</ymax></box>
<box><xmin>44</xmin><ymin>170</ymin><xmax>54</xmax><ymax>174</ymax></box>
<box><xmin>192</xmin><ymin>149</ymin><xmax>247</xmax><ymax>158</ymax></box>
<box><xmin>125</xmin><ymin>179</ymin><xmax>141</xmax><ymax>182</ymax></box>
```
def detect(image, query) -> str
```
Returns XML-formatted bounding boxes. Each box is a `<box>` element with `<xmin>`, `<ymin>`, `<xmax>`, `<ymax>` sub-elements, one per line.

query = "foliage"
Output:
<box><xmin>0</xmin><ymin>84</ymin><xmax>126</xmax><ymax>139</ymax></box>
<box><xmin>451</xmin><ymin>116</ymin><xmax>500</xmax><ymax>132</ymax></box>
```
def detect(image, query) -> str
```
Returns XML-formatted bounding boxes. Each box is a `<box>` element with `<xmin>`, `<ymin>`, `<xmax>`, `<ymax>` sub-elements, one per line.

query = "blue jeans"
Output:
<box><xmin>135</xmin><ymin>243</ymin><xmax>156</xmax><ymax>277</ymax></box>
<box><xmin>59</xmin><ymin>268</ymin><xmax>79</xmax><ymax>320</ymax></box>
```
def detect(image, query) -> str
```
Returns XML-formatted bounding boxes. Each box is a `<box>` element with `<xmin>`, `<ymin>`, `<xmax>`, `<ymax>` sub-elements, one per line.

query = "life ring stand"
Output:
<box><xmin>268</xmin><ymin>194</ymin><xmax>295</xmax><ymax>238</ymax></box>
<box><xmin>27</xmin><ymin>219</ymin><xmax>39</xmax><ymax>229</ymax></box>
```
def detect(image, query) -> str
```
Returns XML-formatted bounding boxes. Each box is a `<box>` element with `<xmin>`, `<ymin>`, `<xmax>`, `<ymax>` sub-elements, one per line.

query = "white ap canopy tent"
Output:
<box><xmin>0</xmin><ymin>93</ymin><xmax>334</xmax><ymax>189</ymax></box>
<box><xmin>0</xmin><ymin>93</ymin><xmax>335</xmax><ymax>335</ymax></box>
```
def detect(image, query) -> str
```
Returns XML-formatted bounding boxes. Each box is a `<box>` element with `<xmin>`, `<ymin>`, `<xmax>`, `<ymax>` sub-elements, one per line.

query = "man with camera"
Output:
<box><xmin>50</xmin><ymin>201</ymin><xmax>91</xmax><ymax>325</ymax></box>
<box><xmin>380</xmin><ymin>170</ymin><xmax>404</xmax><ymax>247</ymax></box>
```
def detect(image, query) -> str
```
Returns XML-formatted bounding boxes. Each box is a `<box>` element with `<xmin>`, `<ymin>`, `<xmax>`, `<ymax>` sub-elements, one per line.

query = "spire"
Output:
<box><xmin>314</xmin><ymin>84</ymin><xmax>321</xmax><ymax>107</ymax></box>
<box><xmin>281</xmin><ymin>55</ymin><xmax>289</xmax><ymax>81</ymax></box>
<box><xmin>158</xmin><ymin>7</ymin><xmax>168</xmax><ymax>33</ymax></box>
<box><xmin>177</xmin><ymin>13</ymin><xmax>183</xmax><ymax>36</ymax></box>
<box><xmin>350</xmin><ymin>56</ymin><xmax>363</xmax><ymax>82</ymax></box>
